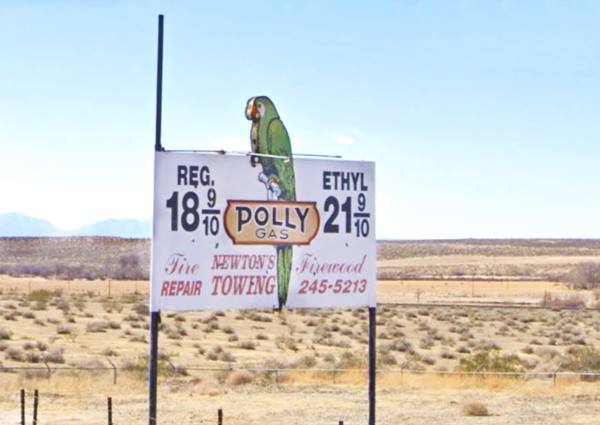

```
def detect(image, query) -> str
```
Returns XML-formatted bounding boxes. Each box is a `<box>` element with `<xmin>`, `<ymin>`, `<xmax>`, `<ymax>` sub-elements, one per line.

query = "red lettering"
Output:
<box><xmin>165</xmin><ymin>253</ymin><xmax>199</xmax><ymax>275</ymax></box>
<box><xmin>161</xmin><ymin>280</ymin><xmax>203</xmax><ymax>296</ymax></box>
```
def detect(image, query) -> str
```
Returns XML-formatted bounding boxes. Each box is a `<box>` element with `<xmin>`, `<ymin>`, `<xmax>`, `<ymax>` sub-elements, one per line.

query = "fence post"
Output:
<box><xmin>108</xmin><ymin>397</ymin><xmax>113</xmax><ymax>425</ymax></box>
<box><xmin>32</xmin><ymin>389</ymin><xmax>38</xmax><ymax>425</ymax></box>
<box><xmin>107</xmin><ymin>359</ymin><xmax>117</xmax><ymax>384</ymax></box>
<box><xmin>44</xmin><ymin>361</ymin><xmax>51</xmax><ymax>380</ymax></box>
<box><xmin>20</xmin><ymin>389</ymin><xmax>25</xmax><ymax>425</ymax></box>
<box><xmin>218</xmin><ymin>408</ymin><xmax>223</xmax><ymax>425</ymax></box>
<box><xmin>553</xmin><ymin>361</ymin><xmax>562</xmax><ymax>387</ymax></box>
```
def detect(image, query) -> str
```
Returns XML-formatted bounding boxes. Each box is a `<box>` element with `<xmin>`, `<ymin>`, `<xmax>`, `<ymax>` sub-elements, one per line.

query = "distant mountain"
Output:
<box><xmin>0</xmin><ymin>213</ymin><xmax>151</xmax><ymax>238</ymax></box>
<box><xmin>0</xmin><ymin>213</ymin><xmax>63</xmax><ymax>237</ymax></box>
<box><xmin>75</xmin><ymin>218</ymin><xmax>151</xmax><ymax>238</ymax></box>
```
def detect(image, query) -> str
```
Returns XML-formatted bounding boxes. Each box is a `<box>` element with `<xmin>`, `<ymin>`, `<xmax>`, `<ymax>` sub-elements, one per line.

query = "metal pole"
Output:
<box><xmin>149</xmin><ymin>310</ymin><xmax>161</xmax><ymax>425</ymax></box>
<box><xmin>218</xmin><ymin>408</ymin><xmax>223</xmax><ymax>425</ymax></box>
<box><xmin>149</xmin><ymin>13</ymin><xmax>164</xmax><ymax>425</ymax></box>
<box><xmin>368</xmin><ymin>306</ymin><xmax>376</xmax><ymax>425</ymax></box>
<box><xmin>155</xmin><ymin>14</ymin><xmax>164</xmax><ymax>152</ymax></box>
<box><xmin>149</xmin><ymin>311</ymin><xmax>160</xmax><ymax>424</ymax></box>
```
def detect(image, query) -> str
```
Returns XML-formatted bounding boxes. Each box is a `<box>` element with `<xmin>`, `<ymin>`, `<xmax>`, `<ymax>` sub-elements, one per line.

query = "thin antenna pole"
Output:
<box><xmin>149</xmin><ymin>14</ymin><xmax>164</xmax><ymax>425</ymax></box>
<box><xmin>155</xmin><ymin>14</ymin><xmax>164</xmax><ymax>152</ymax></box>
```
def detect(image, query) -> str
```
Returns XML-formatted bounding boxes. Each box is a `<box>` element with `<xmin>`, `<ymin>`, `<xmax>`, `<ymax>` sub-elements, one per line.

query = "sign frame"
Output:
<box><xmin>148</xmin><ymin>15</ymin><xmax>376</xmax><ymax>425</ymax></box>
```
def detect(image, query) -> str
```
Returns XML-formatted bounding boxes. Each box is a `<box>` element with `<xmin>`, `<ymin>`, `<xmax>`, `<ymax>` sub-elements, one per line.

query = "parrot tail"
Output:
<box><xmin>276</xmin><ymin>246</ymin><xmax>293</xmax><ymax>309</ymax></box>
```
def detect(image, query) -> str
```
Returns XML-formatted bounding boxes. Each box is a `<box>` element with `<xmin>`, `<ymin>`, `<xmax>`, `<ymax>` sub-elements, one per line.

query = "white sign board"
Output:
<box><xmin>151</xmin><ymin>152</ymin><xmax>375</xmax><ymax>311</ymax></box>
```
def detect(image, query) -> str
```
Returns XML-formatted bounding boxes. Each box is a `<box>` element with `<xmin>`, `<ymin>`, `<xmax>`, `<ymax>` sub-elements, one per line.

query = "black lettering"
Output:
<box><xmin>255</xmin><ymin>207</ymin><xmax>269</xmax><ymax>226</ymax></box>
<box><xmin>272</xmin><ymin>206</ymin><xmax>283</xmax><ymax>226</ymax></box>
<box><xmin>177</xmin><ymin>166</ymin><xmax>188</xmax><ymax>185</ymax></box>
<box><xmin>323</xmin><ymin>171</ymin><xmax>331</xmax><ymax>190</ymax></box>
<box><xmin>295</xmin><ymin>207</ymin><xmax>309</xmax><ymax>232</ymax></box>
<box><xmin>200</xmin><ymin>166</ymin><xmax>211</xmax><ymax>185</ymax></box>
<box><xmin>236</xmin><ymin>206</ymin><xmax>252</xmax><ymax>232</ymax></box>
<box><xmin>189</xmin><ymin>166</ymin><xmax>199</xmax><ymax>186</ymax></box>
<box><xmin>331</xmin><ymin>171</ymin><xmax>340</xmax><ymax>189</ymax></box>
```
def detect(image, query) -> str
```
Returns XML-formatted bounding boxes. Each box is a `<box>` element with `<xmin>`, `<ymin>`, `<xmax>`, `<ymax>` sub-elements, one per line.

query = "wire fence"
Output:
<box><xmin>5</xmin><ymin>365</ymin><xmax>600</xmax><ymax>425</ymax></box>
<box><xmin>2</xmin><ymin>364</ymin><xmax>599</xmax><ymax>384</ymax></box>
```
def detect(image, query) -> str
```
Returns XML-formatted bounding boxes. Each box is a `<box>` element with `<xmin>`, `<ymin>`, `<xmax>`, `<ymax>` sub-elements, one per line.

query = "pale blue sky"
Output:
<box><xmin>1</xmin><ymin>1</ymin><xmax>599</xmax><ymax>238</ymax></box>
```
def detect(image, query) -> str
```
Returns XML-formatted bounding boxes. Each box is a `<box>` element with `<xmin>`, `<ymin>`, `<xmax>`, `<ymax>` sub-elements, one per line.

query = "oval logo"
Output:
<box><xmin>224</xmin><ymin>200</ymin><xmax>320</xmax><ymax>245</ymax></box>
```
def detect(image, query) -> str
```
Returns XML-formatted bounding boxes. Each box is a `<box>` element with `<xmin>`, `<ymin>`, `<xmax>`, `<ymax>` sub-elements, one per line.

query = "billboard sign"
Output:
<box><xmin>150</xmin><ymin>152</ymin><xmax>375</xmax><ymax>311</ymax></box>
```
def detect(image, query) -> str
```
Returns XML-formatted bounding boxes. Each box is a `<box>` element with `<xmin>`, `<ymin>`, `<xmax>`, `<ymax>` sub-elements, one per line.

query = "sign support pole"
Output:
<box><xmin>149</xmin><ymin>13</ymin><xmax>164</xmax><ymax>425</ymax></box>
<box><xmin>368</xmin><ymin>306</ymin><xmax>376</xmax><ymax>425</ymax></box>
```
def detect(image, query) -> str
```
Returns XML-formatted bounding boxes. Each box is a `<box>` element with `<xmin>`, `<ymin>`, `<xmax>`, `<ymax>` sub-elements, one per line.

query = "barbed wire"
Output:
<box><xmin>2</xmin><ymin>364</ymin><xmax>599</xmax><ymax>379</ymax></box>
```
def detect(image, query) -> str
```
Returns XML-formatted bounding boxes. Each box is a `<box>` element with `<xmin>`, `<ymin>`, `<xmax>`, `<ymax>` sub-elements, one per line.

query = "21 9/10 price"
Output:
<box><xmin>323</xmin><ymin>194</ymin><xmax>370</xmax><ymax>237</ymax></box>
<box><xmin>165</xmin><ymin>189</ymin><xmax>219</xmax><ymax>235</ymax></box>
<box><xmin>298</xmin><ymin>278</ymin><xmax>367</xmax><ymax>295</ymax></box>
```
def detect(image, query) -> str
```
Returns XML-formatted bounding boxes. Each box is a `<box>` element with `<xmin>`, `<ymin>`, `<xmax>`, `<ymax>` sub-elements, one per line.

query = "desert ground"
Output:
<box><xmin>1</xmin><ymin>238</ymin><xmax>600</xmax><ymax>424</ymax></box>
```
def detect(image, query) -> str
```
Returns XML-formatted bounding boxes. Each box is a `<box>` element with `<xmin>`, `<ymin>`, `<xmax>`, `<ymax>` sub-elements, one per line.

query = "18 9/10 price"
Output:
<box><xmin>165</xmin><ymin>189</ymin><xmax>219</xmax><ymax>235</ymax></box>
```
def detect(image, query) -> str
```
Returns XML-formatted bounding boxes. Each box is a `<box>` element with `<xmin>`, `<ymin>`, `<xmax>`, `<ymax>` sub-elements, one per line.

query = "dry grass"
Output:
<box><xmin>1</xmin><ymin>373</ymin><xmax>599</xmax><ymax>424</ymax></box>
<box><xmin>461</xmin><ymin>400</ymin><xmax>490</xmax><ymax>416</ymax></box>
<box><xmin>2</xmin><ymin>276</ymin><xmax>600</xmax><ymax>380</ymax></box>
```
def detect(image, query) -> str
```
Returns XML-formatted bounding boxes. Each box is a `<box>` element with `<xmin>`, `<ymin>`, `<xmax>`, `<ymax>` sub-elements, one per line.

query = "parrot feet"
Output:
<box><xmin>258</xmin><ymin>172</ymin><xmax>282</xmax><ymax>200</ymax></box>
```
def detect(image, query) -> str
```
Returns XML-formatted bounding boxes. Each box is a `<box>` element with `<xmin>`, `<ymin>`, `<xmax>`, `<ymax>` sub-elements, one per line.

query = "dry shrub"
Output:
<box><xmin>132</xmin><ymin>303</ymin><xmax>148</xmax><ymax>316</ymax></box>
<box><xmin>56</xmin><ymin>324</ymin><xmax>72</xmax><ymax>335</ymax></box>
<box><xmin>567</xmin><ymin>262</ymin><xmax>600</xmax><ymax>289</ymax></box>
<box><xmin>456</xmin><ymin>350</ymin><xmax>523</xmax><ymax>373</ymax></box>
<box><xmin>72</xmin><ymin>358</ymin><xmax>109</xmax><ymax>375</ymax></box>
<box><xmin>226</xmin><ymin>369</ymin><xmax>254</xmax><ymax>386</ymax></box>
<box><xmin>377</xmin><ymin>351</ymin><xmax>398</xmax><ymax>366</ymax></box>
<box><xmin>25</xmin><ymin>351</ymin><xmax>43</xmax><ymax>363</ymax></box>
<box><xmin>27</xmin><ymin>289</ymin><xmax>57</xmax><ymax>304</ymax></box>
<box><xmin>238</xmin><ymin>341</ymin><xmax>257</xmax><ymax>350</ymax></box>
<box><xmin>101</xmin><ymin>347</ymin><xmax>118</xmax><ymax>357</ymax></box>
<box><xmin>46</xmin><ymin>347</ymin><xmax>65</xmax><ymax>363</ymax></box>
<box><xmin>461</xmin><ymin>400</ymin><xmax>490</xmax><ymax>416</ymax></box>
<box><xmin>336</xmin><ymin>351</ymin><xmax>365</xmax><ymax>369</ymax></box>
<box><xmin>562</xmin><ymin>347</ymin><xmax>600</xmax><ymax>377</ymax></box>
<box><xmin>0</xmin><ymin>328</ymin><xmax>11</xmax><ymax>340</ymax></box>
<box><xmin>292</xmin><ymin>355</ymin><xmax>317</xmax><ymax>368</ymax></box>
<box><xmin>541</xmin><ymin>292</ymin><xmax>585</xmax><ymax>309</ymax></box>
<box><xmin>6</xmin><ymin>347</ymin><xmax>24</xmax><ymax>362</ymax></box>
<box><xmin>86</xmin><ymin>321</ymin><xmax>109</xmax><ymax>333</ymax></box>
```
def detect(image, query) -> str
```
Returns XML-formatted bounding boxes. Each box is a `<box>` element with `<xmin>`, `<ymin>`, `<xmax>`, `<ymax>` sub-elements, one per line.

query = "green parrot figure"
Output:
<box><xmin>245</xmin><ymin>96</ymin><xmax>296</xmax><ymax>309</ymax></box>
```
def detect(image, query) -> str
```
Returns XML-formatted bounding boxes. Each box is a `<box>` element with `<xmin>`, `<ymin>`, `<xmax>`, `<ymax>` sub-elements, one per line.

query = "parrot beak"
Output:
<box><xmin>245</xmin><ymin>98</ymin><xmax>259</xmax><ymax>121</ymax></box>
